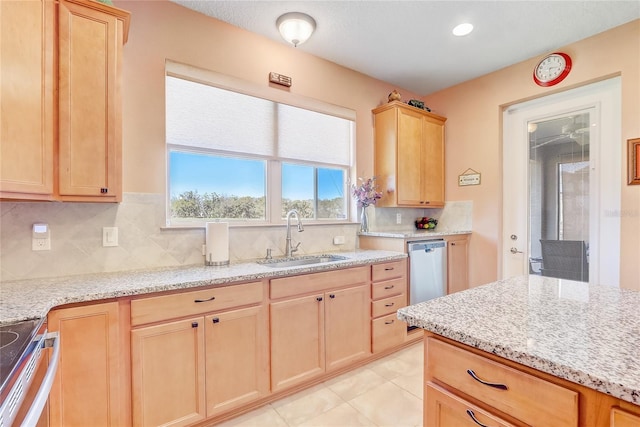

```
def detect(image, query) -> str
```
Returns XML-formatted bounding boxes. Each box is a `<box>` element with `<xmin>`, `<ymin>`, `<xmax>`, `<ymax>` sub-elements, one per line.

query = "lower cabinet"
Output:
<box><xmin>426</xmin><ymin>335</ymin><xmax>579</xmax><ymax>427</ymax></box>
<box><xmin>130</xmin><ymin>281</ymin><xmax>268</xmax><ymax>427</ymax></box>
<box><xmin>269</xmin><ymin>266</ymin><xmax>371</xmax><ymax>393</ymax></box>
<box><xmin>425</xmin><ymin>383</ymin><xmax>517</xmax><ymax>427</ymax></box>
<box><xmin>371</xmin><ymin>259</ymin><xmax>409</xmax><ymax>353</ymax></box>
<box><xmin>270</xmin><ymin>283</ymin><xmax>370</xmax><ymax>392</ymax></box>
<box><xmin>48</xmin><ymin>301</ymin><xmax>124</xmax><ymax>427</ymax></box>
<box><xmin>611</xmin><ymin>407</ymin><xmax>640</xmax><ymax>427</ymax></box>
<box><xmin>446</xmin><ymin>235</ymin><xmax>469</xmax><ymax>294</ymax></box>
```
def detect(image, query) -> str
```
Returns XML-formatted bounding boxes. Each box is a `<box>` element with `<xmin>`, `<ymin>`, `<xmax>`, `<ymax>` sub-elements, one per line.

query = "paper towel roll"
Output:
<box><xmin>205</xmin><ymin>222</ymin><xmax>229</xmax><ymax>266</ymax></box>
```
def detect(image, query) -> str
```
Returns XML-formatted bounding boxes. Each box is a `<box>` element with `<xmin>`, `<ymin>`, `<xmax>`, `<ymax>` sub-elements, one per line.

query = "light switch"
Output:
<box><xmin>103</xmin><ymin>227</ymin><xmax>118</xmax><ymax>247</ymax></box>
<box><xmin>32</xmin><ymin>223</ymin><xmax>51</xmax><ymax>251</ymax></box>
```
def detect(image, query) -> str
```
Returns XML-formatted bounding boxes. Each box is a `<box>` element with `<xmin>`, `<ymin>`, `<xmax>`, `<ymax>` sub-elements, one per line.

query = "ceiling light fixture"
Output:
<box><xmin>276</xmin><ymin>12</ymin><xmax>316</xmax><ymax>47</ymax></box>
<box><xmin>452</xmin><ymin>23</ymin><xmax>474</xmax><ymax>37</ymax></box>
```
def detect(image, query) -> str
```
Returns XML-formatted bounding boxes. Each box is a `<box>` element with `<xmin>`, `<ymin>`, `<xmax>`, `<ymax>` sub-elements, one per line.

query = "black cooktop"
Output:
<box><xmin>0</xmin><ymin>319</ymin><xmax>43</xmax><ymax>392</ymax></box>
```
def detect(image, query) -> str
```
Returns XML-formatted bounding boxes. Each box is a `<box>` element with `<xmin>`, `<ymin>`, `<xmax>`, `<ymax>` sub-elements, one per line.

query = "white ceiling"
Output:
<box><xmin>171</xmin><ymin>1</ymin><xmax>640</xmax><ymax>95</ymax></box>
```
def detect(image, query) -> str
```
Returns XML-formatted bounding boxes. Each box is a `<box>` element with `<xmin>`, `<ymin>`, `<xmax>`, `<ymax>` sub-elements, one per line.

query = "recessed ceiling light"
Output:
<box><xmin>452</xmin><ymin>23</ymin><xmax>474</xmax><ymax>37</ymax></box>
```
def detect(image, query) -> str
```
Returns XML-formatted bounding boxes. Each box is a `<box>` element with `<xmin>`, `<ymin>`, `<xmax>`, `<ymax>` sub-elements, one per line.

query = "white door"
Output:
<box><xmin>502</xmin><ymin>78</ymin><xmax>621</xmax><ymax>285</ymax></box>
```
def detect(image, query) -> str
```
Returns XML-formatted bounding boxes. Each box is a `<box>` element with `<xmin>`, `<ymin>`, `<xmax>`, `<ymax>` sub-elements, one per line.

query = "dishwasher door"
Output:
<box><xmin>408</xmin><ymin>240</ymin><xmax>447</xmax><ymax>305</ymax></box>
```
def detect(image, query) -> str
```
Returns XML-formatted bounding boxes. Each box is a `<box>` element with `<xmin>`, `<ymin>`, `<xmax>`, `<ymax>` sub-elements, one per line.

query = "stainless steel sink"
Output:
<box><xmin>258</xmin><ymin>254</ymin><xmax>348</xmax><ymax>268</ymax></box>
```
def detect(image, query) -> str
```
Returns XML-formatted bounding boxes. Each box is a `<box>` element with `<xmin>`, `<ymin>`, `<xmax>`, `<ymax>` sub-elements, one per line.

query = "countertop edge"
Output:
<box><xmin>0</xmin><ymin>250</ymin><xmax>406</xmax><ymax>325</ymax></box>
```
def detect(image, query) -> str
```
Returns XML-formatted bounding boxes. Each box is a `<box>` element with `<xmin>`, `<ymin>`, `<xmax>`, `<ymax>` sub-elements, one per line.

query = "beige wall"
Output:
<box><xmin>116</xmin><ymin>0</ymin><xmax>422</xmax><ymax>195</ymax></box>
<box><xmin>423</xmin><ymin>20</ymin><xmax>640</xmax><ymax>290</ymax></box>
<box><xmin>115</xmin><ymin>1</ymin><xmax>638</xmax><ymax>289</ymax></box>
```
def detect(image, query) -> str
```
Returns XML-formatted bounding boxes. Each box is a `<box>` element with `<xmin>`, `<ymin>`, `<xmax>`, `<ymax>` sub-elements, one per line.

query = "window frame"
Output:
<box><xmin>164</xmin><ymin>61</ymin><xmax>356</xmax><ymax>228</ymax></box>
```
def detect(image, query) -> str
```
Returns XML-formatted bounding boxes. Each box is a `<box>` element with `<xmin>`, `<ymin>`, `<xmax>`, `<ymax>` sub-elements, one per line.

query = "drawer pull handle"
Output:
<box><xmin>212</xmin><ymin>317</ymin><xmax>220</xmax><ymax>324</ymax></box>
<box><xmin>385</xmin><ymin>320</ymin><xmax>395</xmax><ymax>325</ymax></box>
<box><xmin>385</xmin><ymin>303</ymin><xmax>395</xmax><ymax>307</ymax></box>
<box><xmin>191</xmin><ymin>322</ymin><xmax>198</xmax><ymax>328</ymax></box>
<box><xmin>384</xmin><ymin>267</ymin><xmax>394</xmax><ymax>271</ymax></box>
<box><xmin>384</xmin><ymin>285</ymin><xmax>395</xmax><ymax>290</ymax></box>
<box><xmin>466</xmin><ymin>409</ymin><xmax>490</xmax><ymax>427</ymax></box>
<box><xmin>466</xmin><ymin>369</ymin><xmax>508</xmax><ymax>390</ymax></box>
<box><xmin>194</xmin><ymin>296</ymin><xmax>216</xmax><ymax>303</ymax></box>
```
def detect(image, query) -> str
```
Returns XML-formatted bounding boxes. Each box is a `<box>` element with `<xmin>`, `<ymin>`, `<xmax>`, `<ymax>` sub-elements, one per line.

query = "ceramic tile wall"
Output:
<box><xmin>0</xmin><ymin>193</ymin><xmax>360</xmax><ymax>281</ymax></box>
<box><xmin>0</xmin><ymin>194</ymin><xmax>470</xmax><ymax>281</ymax></box>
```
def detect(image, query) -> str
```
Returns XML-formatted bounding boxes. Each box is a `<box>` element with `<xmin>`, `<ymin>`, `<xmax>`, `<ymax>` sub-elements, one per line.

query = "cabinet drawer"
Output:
<box><xmin>372</xmin><ymin>277</ymin><xmax>406</xmax><ymax>300</ymax></box>
<box><xmin>270</xmin><ymin>266</ymin><xmax>369</xmax><ymax>300</ymax></box>
<box><xmin>611</xmin><ymin>407</ymin><xmax>640</xmax><ymax>427</ymax></box>
<box><xmin>372</xmin><ymin>259</ymin><xmax>406</xmax><ymax>282</ymax></box>
<box><xmin>427</xmin><ymin>338</ymin><xmax>578</xmax><ymax>427</ymax></box>
<box><xmin>372</xmin><ymin>313</ymin><xmax>406</xmax><ymax>353</ymax></box>
<box><xmin>372</xmin><ymin>294</ymin><xmax>406</xmax><ymax>318</ymax></box>
<box><xmin>425</xmin><ymin>382</ymin><xmax>519</xmax><ymax>427</ymax></box>
<box><xmin>131</xmin><ymin>281</ymin><xmax>263</xmax><ymax>326</ymax></box>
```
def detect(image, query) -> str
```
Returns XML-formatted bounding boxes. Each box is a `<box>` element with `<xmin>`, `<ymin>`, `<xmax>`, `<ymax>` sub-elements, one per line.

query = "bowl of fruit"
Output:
<box><xmin>415</xmin><ymin>217</ymin><xmax>438</xmax><ymax>230</ymax></box>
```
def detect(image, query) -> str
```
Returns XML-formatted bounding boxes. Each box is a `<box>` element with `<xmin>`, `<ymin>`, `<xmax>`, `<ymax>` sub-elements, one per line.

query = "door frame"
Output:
<box><xmin>501</xmin><ymin>77</ymin><xmax>621</xmax><ymax>285</ymax></box>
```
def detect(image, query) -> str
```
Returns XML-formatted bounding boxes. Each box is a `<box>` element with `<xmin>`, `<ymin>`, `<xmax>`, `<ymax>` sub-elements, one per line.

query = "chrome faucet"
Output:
<box><xmin>285</xmin><ymin>209</ymin><xmax>304</xmax><ymax>258</ymax></box>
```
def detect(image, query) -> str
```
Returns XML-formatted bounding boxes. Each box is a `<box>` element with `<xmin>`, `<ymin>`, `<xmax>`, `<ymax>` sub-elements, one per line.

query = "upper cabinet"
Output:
<box><xmin>373</xmin><ymin>101</ymin><xmax>446</xmax><ymax>208</ymax></box>
<box><xmin>0</xmin><ymin>0</ymin><xmax>130</xmax><ymax>202</ymax></box>
<box><xmin>0</xmin><ymin>0</ymin><xmax>55</xmax><ymax>200</ymax></box>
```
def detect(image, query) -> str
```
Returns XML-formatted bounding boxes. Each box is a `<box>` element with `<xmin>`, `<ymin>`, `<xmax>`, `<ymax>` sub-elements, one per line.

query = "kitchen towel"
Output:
<box><xmin>205</xmin><ymin>222</ymin><xmax>229</xmax><ymax>266</ymax></box>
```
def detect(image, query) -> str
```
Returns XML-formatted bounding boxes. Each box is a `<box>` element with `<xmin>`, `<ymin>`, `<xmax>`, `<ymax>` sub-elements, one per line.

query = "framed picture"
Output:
<box><xmin>629</xmin><ymin>138</ymin><xmax>640</xmax><ymax>185</ymax></box>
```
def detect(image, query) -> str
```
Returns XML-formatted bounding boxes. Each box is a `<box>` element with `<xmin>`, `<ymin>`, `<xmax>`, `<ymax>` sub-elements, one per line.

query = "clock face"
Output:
<box><xmin>533</xmin><ymin>53</ymin><xmax>572</xmax><ymax>87</ymax></box>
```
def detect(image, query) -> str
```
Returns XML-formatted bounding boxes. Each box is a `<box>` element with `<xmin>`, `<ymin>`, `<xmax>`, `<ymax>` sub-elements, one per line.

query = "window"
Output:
<box><xmin>165</xmin><ymin>63</ymin><xmax>354</xmax><ymax>226</ymax></box>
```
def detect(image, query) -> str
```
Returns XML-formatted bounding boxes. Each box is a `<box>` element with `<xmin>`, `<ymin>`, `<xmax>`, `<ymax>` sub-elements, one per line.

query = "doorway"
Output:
<box><xmin>502</xmin><ymin>78</ymin><xmax>621</xmax><ymax>285</ymax></box>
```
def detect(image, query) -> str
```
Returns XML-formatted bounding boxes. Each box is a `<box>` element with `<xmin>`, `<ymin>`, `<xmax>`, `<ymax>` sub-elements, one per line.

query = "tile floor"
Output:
<box><xmin>217</xmin><ymin>343</ymin><xmax>423</xmax><ymax>427</ymax></box>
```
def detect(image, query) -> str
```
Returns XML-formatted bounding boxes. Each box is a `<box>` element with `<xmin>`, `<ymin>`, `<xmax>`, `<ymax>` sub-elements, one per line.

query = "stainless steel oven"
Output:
<box><xmin>0</xmin><ymin>319</ymin><xmax>59</xmax><ymax>427</ymax></box>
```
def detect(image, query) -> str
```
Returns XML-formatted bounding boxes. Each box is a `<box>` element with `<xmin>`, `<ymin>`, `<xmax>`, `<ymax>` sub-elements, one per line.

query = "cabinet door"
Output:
<box><xmin>48</xmin><ymin>302</ymin><xmax>123</xmax><ymax>427</ymax></box>
<box><xmin>57</xmin><ymin>0</ymin><xmax>122</xmax><ymax>201</ymax></box>
<box><xmin>205</xmin><ymin>306</ymin><xmax>269</xmax><ymax>417</ymax></box>
<box><xmin>611</xmin><ymin>407</ymin><xmax>640</xmax><ymax>427</ymax></box>
<box><xmin>447</xmin><ymin>237</ymin><xmax>469</xmax><ymax>294</ymax></box>
<box><xmin>325</xmin><ymin>285</ymin><xmax>371</xmax><ymax>371</ymax></box>
<box><xmin>396</xmin><ymin>108</ymin><xmax>424</xmax><ymax>206</ymax></box>
<box><xmin>422</xmin><ymin>118</ymin><xmax>445</xmax><ymax>205</ymax></box>
<box><xmin>270</xmin><ymin>294</ymin><xmax>325</xmax><ymax>392</ymax></box>
<box><xmin>425</xmin><ymin>383</ymin><xmax>518</xmax><ymax>427</ymax></box>
<box><xmin>0</xmin><ymin>0</ymin><xmax>54</xmax><ymax>199</ymax></box>
<box><xmin>131</xmin><ymin>317</ymin><xmax>206</xmax><ymax>427</ymax></box>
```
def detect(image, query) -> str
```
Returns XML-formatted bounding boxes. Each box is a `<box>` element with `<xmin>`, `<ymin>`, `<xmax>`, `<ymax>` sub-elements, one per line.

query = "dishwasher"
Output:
<box><xmin>407</xmin><ymin>239</ymin><xmax>447</xmax><ymax>305</ymax></box>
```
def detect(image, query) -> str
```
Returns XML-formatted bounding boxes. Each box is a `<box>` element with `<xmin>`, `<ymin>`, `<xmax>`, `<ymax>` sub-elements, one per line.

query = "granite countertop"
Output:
<box><xmin>359</xmin><ymin>229</ymin><xmax>471</xmax><ymax>239</ymax></box>
<box><xmin>397</xmin><ymin>275</ymin><xmax>640</xmax><ymax>405</ymax></box>
<box><xmin>0</xmin><ymin>250</ymin><xmax>406</xmax><ymax>326</ymax></box>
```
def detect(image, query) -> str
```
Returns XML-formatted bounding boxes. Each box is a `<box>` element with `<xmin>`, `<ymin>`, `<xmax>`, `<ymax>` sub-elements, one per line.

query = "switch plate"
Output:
<box><xmin>396</xmin><ymin>213</ymin><xmax>402</xmax><ymax>224</ymax></box>
<box><xmin>333</xmin><ymin>236</ymin><xmax>345</xmax><ymax>245</ymax></box>
<box><xmin>102</xmin><ymin>227</ymin><xmax>118</xmax><ymax>247</ymax></box>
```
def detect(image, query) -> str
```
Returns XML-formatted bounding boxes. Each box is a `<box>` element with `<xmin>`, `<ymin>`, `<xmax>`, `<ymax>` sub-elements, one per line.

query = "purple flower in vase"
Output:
<box><xmin>351</xmin><ymin>177</ymin><xmax>382</xmax><ymax>208</ymax></box>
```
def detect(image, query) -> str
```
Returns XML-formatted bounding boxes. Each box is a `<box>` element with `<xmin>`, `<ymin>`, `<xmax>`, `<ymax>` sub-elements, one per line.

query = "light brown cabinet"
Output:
<box><xmin>370</xmin><ymin>259</ymin><xmax>408</xmax><ymax>353</ymax></box>
<box><xmin>270</xmin><ymin>267</ymin><xmax>371</xmax><ymax>392</ymax></box>
<box><xmin>130</xmin><ymin>281</ymin><xmax>268</xmax><ymax>427</ymax></box>
<box><xmin>48</xmin><ymin>302</ymin><xmax>125</xmax><ymax>427</ymax></box>
<box><xmin>373</xmin><ymin>101</ymin><xmax>446</xmax><ymax>208</ymax></box>
<box><xmin>426</xmin><ymin>336</ymin><xmax>579</xmax><ymax>427</ymax></box>
<box><xmin>446</xmin><ymin>236</ymin><xmax>469</xmax><ymax>294</ymax></box>
<box><xmin>0</xmin><ymin>0</ymin><xmax>129</xmax><ymax>202</ymax></box>
<box><xmin>611</xmin><ymin>407</ymin><xmax>640</xmax><ymax>427</ymax></box>
<box><xmin>0</xmin><ymin>0</ymin><xmax>55</xmax><ymax>200</ymax></box>
<box><xmin>57</xmin><ymin>0</ymin><xmax>128</xmax><ymax>202</ymax></box>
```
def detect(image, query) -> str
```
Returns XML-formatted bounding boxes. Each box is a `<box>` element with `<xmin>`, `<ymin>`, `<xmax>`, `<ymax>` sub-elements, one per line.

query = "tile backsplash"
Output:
<box><xmin>0</xmin><ymin>193</ymin><xmax>471</xmax><ymax>281</ymax></box>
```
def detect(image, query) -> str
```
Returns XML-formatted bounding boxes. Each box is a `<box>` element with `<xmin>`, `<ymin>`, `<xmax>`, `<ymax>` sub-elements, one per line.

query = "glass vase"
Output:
<box><xmin>360</xmin><ymin>206</ymin><xmax>369</xmax><ymax>232</ymax></box>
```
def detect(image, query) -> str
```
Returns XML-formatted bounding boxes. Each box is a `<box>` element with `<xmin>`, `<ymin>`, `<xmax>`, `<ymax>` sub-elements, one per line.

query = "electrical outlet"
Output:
<box><xmin>396</xmin><ymin>212</ymin><xmax>402</xmax><ymax>224</ymax></box>
<box><xmin>32</xmin><ymin>223</ymin><xmax>50</xmax><ymax>251</ymax></box>
<box><xmin>333</xmin><ymin>236</ymin><xmax>345</xmax><ymax>245</ymax></box>
<box><xmin>32</xmin><ymin>238</ymin><xmax>50</xmax><ymax>251</ymax></box>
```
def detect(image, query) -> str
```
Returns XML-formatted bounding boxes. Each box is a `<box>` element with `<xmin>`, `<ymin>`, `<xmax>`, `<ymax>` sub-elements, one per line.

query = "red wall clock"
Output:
<box><xmin>533</xmin><ymin>52</ymin><xmax>572</xmax><ymax>87</ymax></box>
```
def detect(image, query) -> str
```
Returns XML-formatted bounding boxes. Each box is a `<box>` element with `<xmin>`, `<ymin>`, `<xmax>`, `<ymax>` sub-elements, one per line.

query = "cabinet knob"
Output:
<box><xmin>329</xmin><ymin>294</ymin><xmax>335</xmax><ymax>299</ymax></box>
<box><xmin>212</xmin><ymin>317</ymin><xmax>220</xmax><ymax>324</ymax></box>
<box><xmin>316</xmin><ymin>297</ymin><xmax>323</xmax><ymax>302</ymax></box>
<box><xmin>191</xmin><ymin>322</ymin><xmax>198</xmax><ymax>328</ymax></box>
<box><xmin>100</xmin><ymin>188</ymin><xmax>108</xmax><ymax>194</ymax></box>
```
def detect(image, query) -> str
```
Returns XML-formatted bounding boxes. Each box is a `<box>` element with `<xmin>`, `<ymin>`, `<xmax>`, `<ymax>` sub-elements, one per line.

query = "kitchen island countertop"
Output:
<box><xmin>0</xmin><ymin>250</ymin><xmax>405</xmax><ymax>326</ymax></box>
<box><xmin>397</xmin><ymin>275</ymin><xmax>640</xmax><ymax>405</ymax></box>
